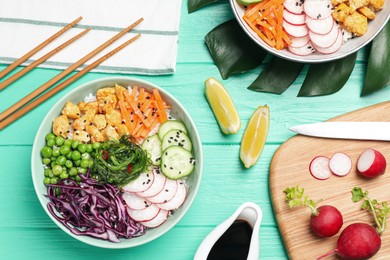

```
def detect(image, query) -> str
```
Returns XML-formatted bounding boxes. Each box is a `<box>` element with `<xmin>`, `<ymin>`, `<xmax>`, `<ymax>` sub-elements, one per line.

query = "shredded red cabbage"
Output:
<box><xmin>45</xmin><ymin>171</ymin><xmax>145</xmax><ymax>242</ymax></box>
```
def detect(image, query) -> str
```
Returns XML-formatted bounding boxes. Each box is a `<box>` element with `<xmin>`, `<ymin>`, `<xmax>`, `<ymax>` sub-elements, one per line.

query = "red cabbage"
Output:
<box><xmin>45</xmin><ymin>172</ymin><xmax>145</xmax><ymax>242</ymax></box>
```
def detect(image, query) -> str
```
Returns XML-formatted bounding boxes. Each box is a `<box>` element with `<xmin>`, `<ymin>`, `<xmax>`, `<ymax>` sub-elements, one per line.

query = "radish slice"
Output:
<box><xmin>122</xmin><ymin>192</ymin><xmax>152</xmax><ymax>210</ymax></box>
<box><xmin>306</xmin><ymin>15</ymin><xmax>334</xmax><ymax>35</ymax></box>
<box><xmin>329</xmin><ymin>152</ymin><xmax>352</xmax><ymax>176</ymax></box>
<box><xmin>137</xmin><ymin>168</ymin><xmax>167</xmax><ymax>197</ymax></box>
<box><xmin>122</xmin><ymin>171</ymin><xmax>154</xmax><ymax>193</ymax></box>
<box><xmin>283</xmin><ymin>21</ymin><xmax>309</xmax><ymax>38</ymax></box>
<box><xmin>141</xmin><ymin>209</ymin><xmax>169</xmax><ymax>228</ymax></box>
<box><xmin>157</xmin><ymin>180</ymin><xmax>187</xmax><ymax>211</ymax></box>
<box><xmin>284</xmin><ymin>0</ymin><xmax>305</xmax><ymax>15</ymax></box>
<box><xmin>283</xmin><ymin>9</ymin><xmax>306</xmax><ymax>25</ymax></box>
<box><xmin>304</xmin><ymin>0</ymin><xmax>332</xmax><ymax>20</ymax></box>
<box><xmin>310</xmin><ymin>156</ymin><xmax>331</xmax><ymax>180</ymax></box>
<box><xmin>288</xmin><ymin>41</ymin><xmax>315</xmax><ymax>56</ymax></box>
<box><xmin>290</xmin><ymin>35</ymin><xmax>310</xmax><ymax>48</ymax></box>
<box><xmin>146</xmin><ymin>178</ymin><xmax>178</xmax><ymax>204</ymax></box>
<box><xmin>309</xmin><ymin>22</ymin><xmax>338</xmax><ymax>48</ymax></box>
<box><xmin>313</xmin><ymin>29</ymin><xmax>342</xmax><ymax>54</ymax></box>
<box><xmin>126</xmin><ymin>204</ymin><xmax>160</xmax><ymax>222</ymax></box>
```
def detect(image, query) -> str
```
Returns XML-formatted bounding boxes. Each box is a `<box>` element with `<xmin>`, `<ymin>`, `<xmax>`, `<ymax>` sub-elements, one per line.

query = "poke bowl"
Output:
<box><xmin>230</xmin><ymin>0</ymin><xmax>390</xmax><ymax>63</ymax></box>
<box><xmin>31</xmin><ymin>76</ymin><xmax>203</xmax><ymax>248</ymax></box>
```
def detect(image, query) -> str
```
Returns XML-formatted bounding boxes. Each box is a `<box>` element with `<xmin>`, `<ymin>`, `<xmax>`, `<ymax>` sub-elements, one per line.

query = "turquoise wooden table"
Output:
<box><xmin>1</xmin><ymin>1</ymin><xmax>389</xmax><ymax>259</ymax></box>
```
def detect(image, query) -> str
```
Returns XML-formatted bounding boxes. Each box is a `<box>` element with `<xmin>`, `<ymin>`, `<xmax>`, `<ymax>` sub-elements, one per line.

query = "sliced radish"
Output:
<box><xmin>157</xmin><ymin>180</ymin><xmax>187</xmax><ymax>211</ymax></box>
<box><xmin>306</xmin><ymin>15</ymin><xmax>334</xmax><ymax>35</ymax></box>
<box><xmin>146</xmin><ymin>178</ymin><xmax>178</xmax><ymax>204</ymax></box>
<box><xmin>284</xmin><ymin>0</ymin><xmax>305</xmax><ymax>15</ymax></box>
<box><xmin>126</xmin><ymin>203</ymin><xmax>160</xmax><ymax>222</ymax></box>
<box><xmin>309</xmin><ymin>22</ymin><xmax>338</xmax><ymax>48</ymax></box>
<box><xmin>329</xmin><ymin>152</ymin><xmax>352</xmax><ymax>176</ymax></box>
<box><xmin>283</xmin><ymin>9</ymin><xmax>306</xmax><ymax>25</ymax></box>
<box><xmin>137</xmin><ymin>168</ymin><xmax>167</xmax><ymax>197</ymax></box>
<box><xmin>288</xmin><ymin>41</ymin><xmax>315</xmax><ymax>56</ymax></box>
<box><xmin>122</xmin><ymin>192</ymin><xmax>152</xmax><ymax>210</ymax></box>
<box><xmin>140</xmin><ymin>209</ymin><xmax>169</xmax><ymax>228</ymax></box>
<box><xmin>310</xmin><ymin>156</ymin><xmax>331</xmax><ymax>180</ymax></box>
<box><xmin>290</xmin><ymin>35</ymin><xmax>310</xmax><ymax>48</ymax></box>
<box><xmin>122</xmin><ymin>171</ymin><xmax>154</xmax><ymax>193</ymax></box>
<box><xmin>283</xmin><ymin>21</ymin><xmax>309</xmax><ymax>38</ymax></box>
<box><xmin>304</xmin><ymin>0</ymin><xmax>332</xmax><ymax>20</ymax></box>
<box><xmin>357</xmin><ymin>148</ymin><xmax>387</xmax><ymax>178</ymax></box>
<box><xmin>313</xmin><ymin>29</ymin><xmax>342</xmax><ymax>54</ymax></box>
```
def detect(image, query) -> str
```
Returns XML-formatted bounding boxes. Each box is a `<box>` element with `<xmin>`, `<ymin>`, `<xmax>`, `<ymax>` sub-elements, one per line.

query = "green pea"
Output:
<box><xmin>77</xmin><ymin>143</ymin><xmax>87</xmax><ymax>153</ymax></box>
<box><xmin>41</xmin><ymin>146</ymin><xmax>53</xmax><ymax>158</ymax></box>
<box><xmin>86</xmin><ymin>144</ymin><xmax>93</xmax><ymax>153</ymax></box>
<box><xmin>66</xmin><ymin>152</ymin><xmax>73</xmax><ymax>159</ymax></box>
<box><xmin>78</xmin><ymin>167</ymin><xmax>87</xmax><ymax>174</ymax></box>
<box><xmin>48</xmin><ymin>171</ymin><xmax>55</xmax><ymax>178</ymax></box>
<box><xmin>81</xmin><ymin>152</ymin><xmax>91</xmax><ymax>160</ymax></box>
<box><xmin>46</xmin><ymin>138</ymin><xmax>56</xmax><ymax>147</ymax></box>
<box><xmin>65</xmin><ymin>160</ymin><xmax>73</xmax><ymax>168</ymax></box>
<box><xmin>71</xmin><ymin>140</ymin><xmax>79</xmax><ymax>150</ymax></box>
<box><xmin>56</xmin><ymin>156</ymin><xmax>66</xmax><ymax>166</ymax></box>
<box><xmin>80</xmin><ymin>159</ymin><xmax>90</xmax><ymax>169</ymax></box>
<box><xmin>52</xmin><ymin>148</ymin><xmax>60</xmax><ymax>157</ymax></box>
<box><xmin>50</xmin><ymin>178</ymin><xmax>58</xmax><ymax>184</ymax></box>
<box><xmin>92</xmin><ymin>142</ymin><xmax>101</xmax><ymax>150</ymax></box>
<box><xmin>88</xmin><ymin>160</ymin><xmax>94</xmax><ymax>168</ymax></box>
<box><xmin>42</xmin><ymin>158</ymin><xmax>51</xmax><ymax>165</ymax></box>
<box><xmin>43</xmin><ymin>177</ymin><xmax>51</xmax><ymax>184</ymax></box>
<box><xmin>55</xmin><ymin>136</ymin><xmax>65</xmax><ymax>146</ymax></box>
<box><xmin>74</xmin><ymin>159</ymin><xmax>81</xmax><ymax>166</ymax></box>
<box><xmin>44</xmin><ymin>169</ymin><xmax>52</xmax><ymax>177</ymax></box>
<box><xmin>60</xmin><ymin>172</ymin><xmax>69</xmax><ymax>179</ymax></box>
<box><xmin>51</xmin><ymin>161</ymin><xmax>57</xmax><ymax>168</ymax></box>
<box><xmin>64</xmin><ymin>139</ymin><xmax>73</xmax><ymax>147</ymax></box>
<box><xmin>71</xmin><ymin>150</ymin><xmax>81</xmax><ymax>161</ymax></box>
<box><xmin>69</xmin><ymin>167</ymin><xmax>78</xmax><ymax>176</ymax></box>
<box><xmin>60</xmin><ymin>145</ymin><xmax>70</xmax><ymax>155</ymax></box>
<box><xmin>75</xmin><ymin>175</ymin><xmax>82</xmax><ymax>182</ymax></box>
<box><xmin>52</xmin><ymin>165</ymin><xmax>63</xmax><ymax>176</ymax></box>
<box><xmin>45</xmin><ymin>133</ymin><xmax>56</xmax><ymax>141</ymax></box>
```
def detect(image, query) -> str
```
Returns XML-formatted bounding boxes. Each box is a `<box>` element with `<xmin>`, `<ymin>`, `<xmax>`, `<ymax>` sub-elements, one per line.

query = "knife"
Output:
<box><xmin>289</xmin><ymin>122</ymin><xmax>390</xmax><ymax>141</ymax></box>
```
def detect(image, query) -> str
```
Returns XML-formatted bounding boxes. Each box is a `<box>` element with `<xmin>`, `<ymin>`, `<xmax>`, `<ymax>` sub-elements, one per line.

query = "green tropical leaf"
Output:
<box><xmin>188</xmin><ymin>0</ymin><xmax>219</xmax><ymax>13</ymax></box>
<box><xmin>248</xmin><ymin>56</ymin><xmax>303</xmax><ymax>94</ymax></box>
<box><xmin>297</xmin><ymin>52</ymin><xmax>357</xmax><ymax>97</ymax></box>
<box><xmin>205</xmin><ymin>19</ymin><xmax>268</xmax><ymax>79</ymax></box>
<box><xmin>362</xmin><ymin>22</ymin><xmax>390</xmax><ymax>96</ymax></box>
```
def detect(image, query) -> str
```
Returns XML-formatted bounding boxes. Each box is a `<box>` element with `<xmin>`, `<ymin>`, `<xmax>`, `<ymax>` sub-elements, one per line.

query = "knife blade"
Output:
<box><xmin>289</xmin><ymin>122</ymin><xmax>390</xmax><ymax>141</ymax></box>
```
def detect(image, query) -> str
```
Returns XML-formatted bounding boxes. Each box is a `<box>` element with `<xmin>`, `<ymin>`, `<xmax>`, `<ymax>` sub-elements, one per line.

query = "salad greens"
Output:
<box><xmin>92</xmin><ymin>135</ymin><xmax>150</xmax><ymax>187</ymax></box>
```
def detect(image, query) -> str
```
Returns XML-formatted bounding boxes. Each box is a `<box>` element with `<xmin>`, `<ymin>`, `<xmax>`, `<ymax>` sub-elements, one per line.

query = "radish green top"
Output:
<box><xmin>284</xmin><ymin>186</ymin><xmax>319</xmax><ymax>216</ymax></box>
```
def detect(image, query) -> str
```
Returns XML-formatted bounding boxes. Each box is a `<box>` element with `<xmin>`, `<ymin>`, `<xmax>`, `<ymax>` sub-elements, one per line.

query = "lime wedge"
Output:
<box><xmin>204</xmin><ymin>77</ymin><xmax>241</xmax><ymax>134</ymax></box>
<box><xmin>240</xmin><ymin>105</ymin><xmax>270</xmax><ymax>168</ymax></box>
<box><xmin>237</xmin><ymin>0</ymin><xmax>264</xmax><ymax>5</ymax></box>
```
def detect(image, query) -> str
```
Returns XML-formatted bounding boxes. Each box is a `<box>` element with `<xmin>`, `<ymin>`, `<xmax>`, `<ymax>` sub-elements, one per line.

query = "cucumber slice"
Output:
<box><xmin>141</xmin><ymin>134</ymin><xmax>162</xmax><ymax>166</ymax></box>
<box><xmin>161</xmin><ymin>146</ymin><xmax>195</xmax><ymax>179</ymax></box>
<box><xmin>158</xmin><ymin>120</ymin><xmax>187</xmax><ymax>140</ymax></box>
<box><xmin>161</xmin><ymin>129</ymin><xmax>192</xmax><ymax>152</ymax></box>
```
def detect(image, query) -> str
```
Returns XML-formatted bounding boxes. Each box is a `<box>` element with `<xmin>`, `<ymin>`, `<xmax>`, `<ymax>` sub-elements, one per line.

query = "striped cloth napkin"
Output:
<box><xmin>0</xmin><ymin>0</ymin><xmax>182</xmax><ymax>75</ymax></box>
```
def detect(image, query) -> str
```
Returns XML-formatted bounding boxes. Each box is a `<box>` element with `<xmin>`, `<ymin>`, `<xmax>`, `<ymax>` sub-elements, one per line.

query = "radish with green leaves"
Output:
<box><xmin>317</xmin><ymin>187</ymin><xmax>389</xmax><ymax>259</ymax></box>
<box><xmin>284</xmin><ymin>186</ymin><xmax>343</xmax><ymax>237</ymax></box>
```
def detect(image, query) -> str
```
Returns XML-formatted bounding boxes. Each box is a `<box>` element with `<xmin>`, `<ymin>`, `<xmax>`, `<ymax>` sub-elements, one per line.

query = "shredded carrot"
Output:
<box><xmin>243</xmin><ymin>0</ymin><xmax>291</xmax><ymax>50</ymax></box>
<box><xmin>152</xmin><ymin>89</ymin><xmax>168</xmax><ymax>123</ymax></box>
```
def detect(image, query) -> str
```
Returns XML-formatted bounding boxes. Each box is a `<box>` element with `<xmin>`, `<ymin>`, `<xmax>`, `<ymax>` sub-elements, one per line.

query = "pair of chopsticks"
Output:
<box><xmin>0</xmin><ymin>16</ymin><xmax>143</xmax><ymax>130</ymax></box>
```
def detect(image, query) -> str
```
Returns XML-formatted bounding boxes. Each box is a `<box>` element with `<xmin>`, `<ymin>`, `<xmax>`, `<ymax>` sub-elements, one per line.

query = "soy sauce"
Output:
<box><xmin>207</xmin><ymin>219</ymin><xmax>253</xmax><ymax>260</ymax></box>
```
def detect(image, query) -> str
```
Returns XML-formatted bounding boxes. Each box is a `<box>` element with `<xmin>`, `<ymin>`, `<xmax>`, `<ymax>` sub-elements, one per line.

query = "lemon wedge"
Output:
<box><xmin>204</xmin><ymin>77</ymin><xmax>241</xmax><ymax>134</ymax></box>
<box><xmin>240</xmin><ymin>105</ymin><xmax>270</xmax><ymax>168</ymax></box>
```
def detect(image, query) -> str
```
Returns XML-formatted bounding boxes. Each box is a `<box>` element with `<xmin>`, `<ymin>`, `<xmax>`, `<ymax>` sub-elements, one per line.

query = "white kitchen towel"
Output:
<box><xmin>0</xmin><ymin>0</ymin><xmax>182</xmax><ymax>75</ymax></box>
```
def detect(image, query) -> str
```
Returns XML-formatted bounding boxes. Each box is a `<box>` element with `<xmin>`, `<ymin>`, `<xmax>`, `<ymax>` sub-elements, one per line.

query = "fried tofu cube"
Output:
<box><xmin>86</xmin><ymin>124</ymin><xmax>105</xmax><ymax>143</ymax></box>
<box><xmin>61</xmin><ymin>101</ymin><xmax>81</xmax><ymax>119</ymax></box>
<box><xmin>369</xmin><ymin>0</ymin><xmax>384</xmax><ymax>11</ymax></box>
<box><xmin>105</xmin><ymin>109</ymin><xmax>122</xmax><ymax>127</ymax></box>
<box><xmin>53</xmin><ymin>115</ymin><xmax>70</xmax><ymax>138</ymax></box>
<box><xmin>96</xmin><ymin>87</ymin><xmax>117</xmax><ymax>114</ymax></box>
<box><xmin>358</xmin><ymin>6</ymin><xmax>376</xmax><ymax>19</ymax></box>
<box><xmin>78</xmin><ymin>101</ymin><xmax>98</xmax><ymax>114</ymax></box>
<box><xmin>349</xmin><ymin>0</ymin><xmax>370</xmax><ymax>12</ymax></box>
<box><xmin>116</xmin><ymin>124</ymin><xmax>129</xmax><ymax>137</ymax></box>
<box><xmin>344</xmin><ymin>12</ymin><xmax>368</xmax><ymax>36</ymax></box>
<box><xmin>331</xmin><ymin>0</ymin><xmax>348</xmax><ymax>5</ymax></box>
<box><xmin>92</xmin><ymin>114</ymin><xmax>107</xmax><ymax>130</ymax></box>
<box><xmin>72</xmin><ymin>130</ymin><xmax>90</xmax><ymax>143</ymax></box>
<box><xmin>115</xmin><ymin>84</ymin><xmax>127</xmax><ymax>101</ymax></box>
<box><xmin>332</xmin><ymin>3</ymin><xmax>351</xmax><ymax>23</ymax></box>
<box><xmin>102</xmin><ymin>125</ymin><xmax>119</xmax><ymax>140</ymax></box>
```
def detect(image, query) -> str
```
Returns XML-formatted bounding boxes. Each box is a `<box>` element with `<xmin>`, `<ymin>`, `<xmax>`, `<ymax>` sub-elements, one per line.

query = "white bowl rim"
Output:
<box><xmin>31</xmin><ymin>76</ymin><xmax>203</xmax><ymax>249</ymax></box>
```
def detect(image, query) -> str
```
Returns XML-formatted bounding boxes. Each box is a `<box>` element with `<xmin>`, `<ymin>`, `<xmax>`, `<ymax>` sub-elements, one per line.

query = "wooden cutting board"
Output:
<box><xmin>270</xmin><ymin>101</ymin><xmax>390</xmax><ymax>260</ymax></box>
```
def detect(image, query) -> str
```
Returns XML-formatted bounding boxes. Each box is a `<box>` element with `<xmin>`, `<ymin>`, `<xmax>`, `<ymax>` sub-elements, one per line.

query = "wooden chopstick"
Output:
<box><xmin>0</xmin><ymin>16</ymin><xmax>82</xmax><ymax>79</ymax></box>
<box><xmin>0</xmin><ymin>34</ymin><xmax>141</xmax><ymax>130</ymax></box>
<box><xmin>0</xmin><ymin>28</ymin><xmax>91</xmax><ymax>91</ymax></box>
<box><xmin>0</xmin><ymin>17</ymin><xmax>143</xmax><ymax>122</ymax></box>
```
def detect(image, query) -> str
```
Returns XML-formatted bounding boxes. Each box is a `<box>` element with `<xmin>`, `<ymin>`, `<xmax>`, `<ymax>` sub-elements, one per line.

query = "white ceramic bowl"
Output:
<box><xmin>231</xmin><ymin>0</ymin><xmax>390</xmax><ymax>63</ymax></box>
<box><xmin>31</xmin><ymin>76</ymin><xmax>203</xmax><ymax>248</ymax></box>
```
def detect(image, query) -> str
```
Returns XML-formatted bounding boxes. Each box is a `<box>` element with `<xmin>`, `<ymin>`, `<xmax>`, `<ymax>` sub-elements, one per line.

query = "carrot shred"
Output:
<box><xmin>152</xmin><ymin>89</ymin><xmax>168</xmax><ymax>123</ymax></box>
